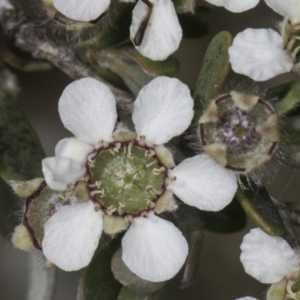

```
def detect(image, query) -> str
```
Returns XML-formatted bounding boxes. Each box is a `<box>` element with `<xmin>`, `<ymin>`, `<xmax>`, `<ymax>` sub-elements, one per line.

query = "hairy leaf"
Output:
<box><xmin>236</xmin><ymin>178</ymin><xmax>286</xmax><ymax>236</ymax></box>
<box><xmin>193</xmin><ymin>31</ymin><xmax>232</xmax><ymax>113</ymax></box>
<box><xmin>118</xmin><ymin>287</ymin><xmax>161</xmax><ymax>300</ymax></box>
<box><xmin>111</xmin><ymin>248</ymin><xmax>166</xmax><ymax>295</ymax></box>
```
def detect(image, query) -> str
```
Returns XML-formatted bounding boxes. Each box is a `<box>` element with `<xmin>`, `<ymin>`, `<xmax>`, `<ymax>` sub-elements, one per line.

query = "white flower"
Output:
<box><xmin>236</xmin><ymin>297</ymin><xmax>259</xmax><ymax>300</ymax></box>
<box><xmin>205</xmin><ymin>0</ymin><xmax>259</xmax><ymax>13</ymax></box>
<box><xmin>229</xmin><ymin>28</ymin><xmax>294</xmax><ymax>81</ymax></box>
<box><xmin>53</xmin><ymin>0</ymin><xmax>110</xmax><ymax>22</ymax></box>
<box><xmin>130</xmin><ymin>0</ymin><xmax>182</xmax><ymax>61</ymax></box>
<box><xmin>264</xmin><ymin>0</ymin><xmax>300</xmax><ymax>25</ymax></box>
<box><xmin>240</xmin><ymin>228</ymin><xmax>299</xmax><ymax>284</ymax></box>
<box><xmin>41</xmin><ymin>77</ymin><xmax>237</xmax><ymax>282</ymax></box>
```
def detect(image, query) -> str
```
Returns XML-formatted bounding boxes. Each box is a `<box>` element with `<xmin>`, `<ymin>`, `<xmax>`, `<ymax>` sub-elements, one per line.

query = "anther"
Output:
<box><xmin>59</xmin><ymin>195</ymin><xmax>67</xmax><ymax>203</ymax></box>
<box><xmin>152</xmin><ymin>166</ymin><xmax>166</xmax><ymax>175</ymax></box>
<box><xmin>141</xmin><ymin>212</ymin><xmax>149</xmax><ymax>218</ymax></box>
<box><xmin>170</xmin><ymin>176</ymin><xmax>177</xmax><ymax>181</ymax></box>
<box><xmin>88</xmin><ymin>181</ymin><xmax>102</xmax><ymax>189</ymax></box>
<box><xmin>94</xmin><ymin>202</ymin><xmax>101</xmax><ymax>212</ymax></box>
<box><xmin>145</xmin><ymin>149</ymin><xmax>156</xmax><ymax>158</ymax></box>
<box><xmin>125</xmin><ymin>215</ymin><xmax>133</xmax><ymax>222</ymax></box>
<box><xmin>106</xmin><ymin>205</ymin><xmax>117</xmax><ymax>215</ymax></box>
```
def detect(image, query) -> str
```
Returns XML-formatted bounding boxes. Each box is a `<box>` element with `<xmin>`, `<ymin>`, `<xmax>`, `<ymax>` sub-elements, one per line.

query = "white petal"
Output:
<box><xmin>122</xmin><ymin>212</ymin><xmax>188</xmax><ymax>282</ymax></box>
<box><xmin>130</xmin><ymin>0</ymin><xmax>182</xmax><ymax>60</ymax></box>
<box><xmin>42</xmin><ymin>157</ymin><xmax>86</xmax><ymax>191</ymax></box>
<box><xmin>58</xmin><ymin>78</ymin><xmax>117</xmax><ymax>145</ymax></box>
<box><xmin>168</xmin><ymin>154</ymin><xmax>237</xmax><ymax>211</ymax></box>
<box><xmin>55</xmin><ymin>138</ymin><xmax>94</xmax><ymax>165</ymax></box>
<box><xmin>229</xmin><ymin>28</ymin><xmax>294</xmax><ymax>81</ymax></box>
<box><xmin>264</xmin><ymin>0</ymin><xmax>300</xmax><ymax>24</ymax></box>
<box><xmin>132</xmin><ymin>77</ymin><xmax>193</xmax><ymax>145</ymax></box>
<box><xmin>240</xmin><ymin>228</ymin><xmax>299</xmax><ymax>284</ymax></box>
<box><xmin>42</xmin><ymin>201</ymin><xmax>104</xmax><ymax>271</ymax></box>
<box><xmin>206</xmin><ymin>0</ymin><xmax>259</xmax><ymax>12</ymax></box>
<box><xmin>236</xmin><ymin>298</ymin><xmax>259</xmax><ymax>300</ymax></box>
<box><xmin>53</xmin><ymin>0</ymin><xmax>110</xmax><ymax>22</ymax></box>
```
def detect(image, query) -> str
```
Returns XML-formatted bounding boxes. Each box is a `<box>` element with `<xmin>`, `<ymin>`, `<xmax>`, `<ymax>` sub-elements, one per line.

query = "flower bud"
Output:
<box><xmin>198</xmin><ymin>91</ymin><xmax>279</xmax><ymax>173</ymax></box>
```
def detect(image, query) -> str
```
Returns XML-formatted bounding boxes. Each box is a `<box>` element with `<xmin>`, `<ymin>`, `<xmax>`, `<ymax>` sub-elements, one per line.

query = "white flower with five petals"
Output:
<box><xmin>229</xmin><ymin>0</ymin><xmax>300</xmax><ymax>81</ymax></box>
<box><xmin>41</xmin><ymin>76</ymin><xmax>237</xmax><ymax>282</ymax></box>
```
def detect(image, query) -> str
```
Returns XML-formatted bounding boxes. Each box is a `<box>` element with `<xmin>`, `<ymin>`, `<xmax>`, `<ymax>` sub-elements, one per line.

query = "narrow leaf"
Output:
<box><xmin>124</xmin><ymin>48</ymin><xmax>180</xmax><ymax>76</ymax></box>
<box><xmin>0</xmin><ymin>76</ymin><xmax>44</xmax><ymax>182</ymax></box>
<box><xmin>118</xmin><ymin>287</ymin><xmax>161</xmax><ymax>300</ymax></box>
<box><xmin>193</xmin><ymin>31</ymin><xmax>232</xmax><ymax>112</ymax></box>
<box><xmin>0</xmin><ymin>177</ymin><xmax>21</xmax><ymax>238</ymax></box>
<box><xmin>275</xmin><ymin>80</ymin><xmax>300</xmax><ymax>116</ymax></box>
<box><xmin>236</xmin><ymin>178</ymin><xmax>286</xmax><ymax>236</ymax></box>
<box><xmin>111</xmin><ymin>248</ymin><xmax>166</xmax><ymax>295</ymax></box>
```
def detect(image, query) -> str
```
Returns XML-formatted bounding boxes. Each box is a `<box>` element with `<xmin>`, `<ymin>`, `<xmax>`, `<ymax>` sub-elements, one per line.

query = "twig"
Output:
<box><xmin>1</xmin><ymin>9</ymin><xmax>134</xmax><ymax>114</ymax></box>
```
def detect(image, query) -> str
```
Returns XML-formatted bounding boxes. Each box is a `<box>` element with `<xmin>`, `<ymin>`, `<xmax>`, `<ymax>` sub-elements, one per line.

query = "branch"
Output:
<box><xmin>1</xmin><ymin>9</ymin><xmax>134</xmax><ymax>114</ymax></box>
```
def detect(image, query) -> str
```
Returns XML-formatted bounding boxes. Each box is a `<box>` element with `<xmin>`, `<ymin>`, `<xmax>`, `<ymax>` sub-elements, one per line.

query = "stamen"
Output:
<box><xmin>141</xmin><ymin>211</ymin><xmax>149</xmax><ymax>218</ymax></box>
<box><xmin>170</xmin><ymin>176</ymin><xmax>177</xmax><ymax>181</ymax></box>
<box><xmin>106</xmin><ymin>205</ymin><xmax>117</xmax><ymax>215</ymax></box>
<box><xmin>147</xmin><ymin>198</ymin><xmax>156</xmax><ymax>209</ymax></box>
<box><xmin>94</xmin><ymin>202</ymin><xmax>101</xmax><ymax>212</ymax></box>
<box><xmin>145</xmin><ymin>149</ymin><xmax>156</xmax><ymax>158</ymax></box>
<box><xmin>152</xmin><ymin>166</ymin><xmax>166</xmax><ymax>175</ymax></box>
<box><xmin>110</xmin><ymin>143</ymin><xmax>121</xmax><ymax>155</ymax></box>
<box><xmin>127</xmin><ymin>142</ymin><xmax>134</xmax><ymax>159</ymax></box>
<box><xmin>125</xmin><ymin>215</ymin><xmax>133</xmax><ymax>222</ymax></box>
<box><xmin>59</xmin><ymin>195</ymin><xmax>67</xmax><ymax>203</ymax></box>
<box><xmin>286</xmin><ymin>279</ymin><xmax>297</xmax><ymax>298</ymax></box>
<box><xmin>90</xmin><ymin>189</ymin><xmax>106</xmax><ymax>198</ymax></box>
<box><xmin>88</xmin><ymin>181</ymin><xmax>102</xmax><ymax>189</ymax></box>
<box><xmin>145</xmin><ymin>160</ymin><xmax>158</xmax><ymax>168</ymax></box>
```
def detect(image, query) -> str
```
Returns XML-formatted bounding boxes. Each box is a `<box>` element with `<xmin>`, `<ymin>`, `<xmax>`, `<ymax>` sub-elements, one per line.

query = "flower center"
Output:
<box><xmin>216</xmin><ymin>107</ymin><xmax>261</xmax><ymax>154</ymax></box>
<box><xmin>198</xmin><ymin>92</ymin><xmax>279</xmax><ymax>173</ymax></box>
<box><xmin>88</xmin><ymin>142</ymin><xmax>167</xmax><ymax>215</ymax></box>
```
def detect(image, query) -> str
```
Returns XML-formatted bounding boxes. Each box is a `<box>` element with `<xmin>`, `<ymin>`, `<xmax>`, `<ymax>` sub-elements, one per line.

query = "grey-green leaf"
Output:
<box><xmin>193</xmin><ymin>31</ymin><xmax>232</xmax><ymax>113</ymax></box>
<box><xmin>236</xmin><ymin>178</ymin><xmax>286</xmax><ymax>236</ymax></box>
<box><xmin>111</xmin><ymin>248</ymin><xmax>166</xmax><ymax>295</ymax></box>
<box><xmin>0</xmin><ymin>74</ymin><xmax>44</xmax><ymax>182</ymax></box>
<box><xmin>118</xmin><ymin>287</ymin><xmax>161</xmax><ymax>300</ymax></box>
<box><xmin>77</xmin><ymin>236</ymin><xmax>122</xmax><ymax>300</ymax></box>
<box><xmin>0</xmin><ymin>177</ymin><xmax>21</xmax><ymax>238</ymax></box>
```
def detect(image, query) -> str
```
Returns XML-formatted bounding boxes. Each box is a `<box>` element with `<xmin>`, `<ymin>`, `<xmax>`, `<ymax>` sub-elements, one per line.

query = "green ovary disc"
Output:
<box><xmin>90</xmin><ymin>145</ymin><xmax>165</xmax><ymax>214</ymax></box>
